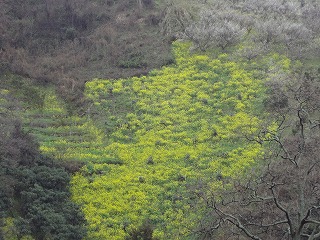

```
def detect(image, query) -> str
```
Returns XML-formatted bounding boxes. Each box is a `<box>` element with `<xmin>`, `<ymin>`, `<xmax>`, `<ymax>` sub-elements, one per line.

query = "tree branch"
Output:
<box><xmin>246</xmin><ymin>219</ymin><xmax>288</xmax><ymax>228</ymax></box>
<box><xmin>311</xmin><ymin>230</ymin><xmax>320</xmax><ymax>239</ymax></box>
<box><xmin>305</xmin><ymin>220</ymin><xmax>320</xmax><ymax>225</ymax></box>
<box><xmin>273</xmin><ymin>135</ymin><xmax>298</xmax><ymax>167</ymax></box>
<box><xmin>270</xmin><ymin>184</ymin><xmax>294</xmax><ymax>236</ymax></box>
<box><xmin>213</xmin><ymin>203</ymin><xmax>262</xmax><ymax>240</ymax></box>
<box><xmin>303</xmin><ymin>225</ymin><xmax>320</xmax><ymax>240</ymax></box>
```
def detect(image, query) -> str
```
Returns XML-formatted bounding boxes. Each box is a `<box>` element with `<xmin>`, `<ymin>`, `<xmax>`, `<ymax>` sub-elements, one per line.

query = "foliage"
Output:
<box><xmin>125</xmin><ymin>220</ymin><xmax>158</xmax><ymax>240</ymax></box>
<box><xmin>1</xmin><ymin>1</ymin><xmax>319</xmax><ymax>239</ymax></box>
<box><xmin>2</xmin><ymin>39</ymin><xmax>295</xmax><ymax>239</ymax></box>
<box><xmin>0</xmin><ymin>84</ymin><xmax>86</xmax><ymax>240</ymax></box>
<box><xmin>70</xmin><ymin>41</ymin><xmax>267</xmax><ymax>239</ymax></box>
<box><xmin>20</xmin><ymin>86</ymin><xmax>105</xmax><ymax>165</ymax></box>
<box><xmin>194</xmin><ymin>69</ymin><xmax>320</xmax><ymax>239</ymax></box>
<box><xmin>16</xmin><ymin>164</ymin><xmax>87</xmax><ymax>240</ymax></box>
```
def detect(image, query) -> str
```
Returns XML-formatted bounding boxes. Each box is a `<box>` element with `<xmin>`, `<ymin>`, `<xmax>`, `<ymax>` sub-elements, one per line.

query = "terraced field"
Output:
<box><xmin>21</xmin><ymin>91</ymin><xmax>107</xmax><ymax>163</ymax></box>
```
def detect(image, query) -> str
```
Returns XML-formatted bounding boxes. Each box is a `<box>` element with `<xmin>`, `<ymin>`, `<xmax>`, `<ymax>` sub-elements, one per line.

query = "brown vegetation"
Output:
<box><xmin>0</xmin><ymin>0</ymin><xmax>172</xmax><ymax>109</ymax></box>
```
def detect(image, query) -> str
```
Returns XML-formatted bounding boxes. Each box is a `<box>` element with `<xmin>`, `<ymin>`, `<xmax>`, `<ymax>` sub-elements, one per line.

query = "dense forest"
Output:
<box><xmin>1</xmin><ymin>0</ymin><xmax>320</xmax><ymax>239</ymax></box>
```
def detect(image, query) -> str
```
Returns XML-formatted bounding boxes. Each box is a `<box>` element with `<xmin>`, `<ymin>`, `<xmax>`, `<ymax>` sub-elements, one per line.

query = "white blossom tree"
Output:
<box><xmin>184</xmin><ymin>10</ymin><xmax>246</xmax><ymax>50</ymax></box>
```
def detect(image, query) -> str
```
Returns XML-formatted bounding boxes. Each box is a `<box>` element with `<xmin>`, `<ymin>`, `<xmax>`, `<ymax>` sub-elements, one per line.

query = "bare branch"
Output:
<box><xmin>303</xmin><ymin>225</ymin><xmax>320</xmax><ymax>240</ymax></box>
<box><xmin>246</xmin><ymin>219</ymin><xmax>288</xmax><ymax>228</ymax></box>
<box><xmin>305</xmin><ymin>220</ymin><xmax>320</xmax><ymax>225</ymax></box>
<box><xmin>270</xmin><ymin>184</ymin><xmax>294</xmax><ymax>235</ymax></box>
<box><xmin>311</xmin><ymin>230</ymin><xmax>320</xmax><ymax>240</ymax></box>
<box><xmin>214</xmin><ymin>207</ymin><xmax>262</xmax><ymax>240</ymax></box>
<box><xmin>273</xmin><ymin>135</ymin><xmax>298</xmax><ymax>166</ymax></box>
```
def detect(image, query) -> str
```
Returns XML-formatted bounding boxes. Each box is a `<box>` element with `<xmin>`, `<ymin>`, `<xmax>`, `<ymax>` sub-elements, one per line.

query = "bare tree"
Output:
<box><xmin>194</xmin><ymin>71</ymin><xmax>320</xmax><ymax>240</ymax></box>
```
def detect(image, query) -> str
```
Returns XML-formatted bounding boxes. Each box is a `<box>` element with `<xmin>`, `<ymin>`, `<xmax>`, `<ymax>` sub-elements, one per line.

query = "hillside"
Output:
<box><xmin>1</xmin><ymin>42</ymin><xmax>287</xmax><ymax>239</ymax></box>
<box><xmin>0</xmin><ymin>80</ymin><xmax>86</xmax><ymax>239</ymax></box>
<box><xmin>0</xmin><ymin>0</ymin><xmax>175</xmax><ymax>108</ymax></box>
<box><xmin>1</xmin><ymin>0</ymin><xmax>320</xmax><ymax>239</ymax></box>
